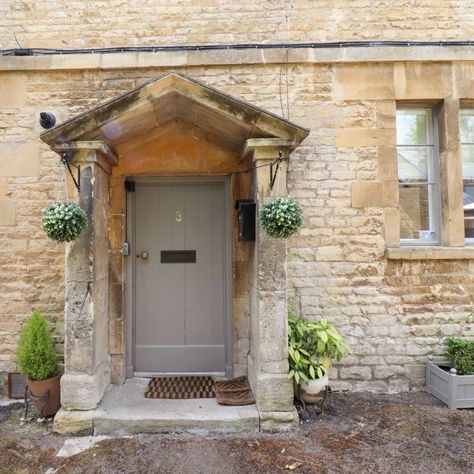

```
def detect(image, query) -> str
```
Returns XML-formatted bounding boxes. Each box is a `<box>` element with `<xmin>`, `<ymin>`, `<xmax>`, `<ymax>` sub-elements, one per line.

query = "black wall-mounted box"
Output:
<box><xmin>235</xmin><ymin>199</ymin><xmax>256</xmax><ymax>241</ymax></box>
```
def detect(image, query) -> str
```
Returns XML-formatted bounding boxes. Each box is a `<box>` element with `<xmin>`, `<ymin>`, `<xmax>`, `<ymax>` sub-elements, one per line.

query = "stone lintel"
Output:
<box><xmin>386</xmin><ymin>246</ymin><xmax>474</xmax><ymax>260</ymax></box>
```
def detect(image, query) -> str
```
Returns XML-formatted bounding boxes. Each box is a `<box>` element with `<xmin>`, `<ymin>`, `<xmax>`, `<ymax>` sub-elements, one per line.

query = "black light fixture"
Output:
<box><xmin>39</xmin><ymin>112</ymin><xmax>56</xmax><ymax>129</ymax></box>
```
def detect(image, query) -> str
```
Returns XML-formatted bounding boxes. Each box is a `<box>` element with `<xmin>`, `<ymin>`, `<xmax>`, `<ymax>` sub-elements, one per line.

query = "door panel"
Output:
<box><xmin>134</xmin><ymin>182</ymin><xmax>227</xmax><ymax>374</ymax></box>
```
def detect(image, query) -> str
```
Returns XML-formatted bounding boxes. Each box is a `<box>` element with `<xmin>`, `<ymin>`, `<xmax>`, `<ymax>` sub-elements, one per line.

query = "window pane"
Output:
<box><xmin>396</xmin><ymin>110</ymin><xmax>432</xmax><ymax>145</ymax></box>
<box><xmin>397</xmin><ymin>146</ymin><xmax>431</xmax><ymax>182</ymax></box>
<box><xmin>462</xmin><ymin>110</ymin><xmax>474</xmax><ymax>241</ymax></box>
<box><xmin>460</xmin><ymin>110</ymin><xmax>474</xmax><ymax>143</ymax></box>
<box><xmin>399</xmin><ymin>184</ymin><xmax>435</xmax><ymax>239</ymax></box>
<box><xmin>464</xmin><ymin>184</ymin><xmax>474</xmax><ymax>239</ymax></box>
<box><xmin>462</xmin><ymin>144</ymin><xmax>474</xmax><ymax>180</ymax></box>
<box><xmin>397</xmin><ymin>108</ymin><xmax>438</xmax><ymax>242</ymax></box>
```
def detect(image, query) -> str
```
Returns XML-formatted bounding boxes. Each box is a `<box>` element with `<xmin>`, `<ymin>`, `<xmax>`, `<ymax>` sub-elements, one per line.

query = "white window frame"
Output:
<box><xmin>461</xmin><ymin>108</ymin><xmax>474</xmax><ymax>245</ymax></box>
<box><xmin>396</xmin><ymin>107</ymin><xmax>441</xmax><ymax>246</ymax></box>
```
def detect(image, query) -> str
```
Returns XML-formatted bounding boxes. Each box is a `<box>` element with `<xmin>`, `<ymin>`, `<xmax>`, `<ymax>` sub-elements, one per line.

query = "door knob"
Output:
<box><xmin>136</xmin><ymin>251</ymin><xmax>149</xmax><ymax>260</ymax></box>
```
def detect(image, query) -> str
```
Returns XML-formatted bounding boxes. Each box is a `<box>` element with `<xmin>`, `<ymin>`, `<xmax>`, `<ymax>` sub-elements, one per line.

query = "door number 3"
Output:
<box><xmin>176</xmin><ymin>211</ymin><xmax>183</xmax><ymax>222</ymax></box>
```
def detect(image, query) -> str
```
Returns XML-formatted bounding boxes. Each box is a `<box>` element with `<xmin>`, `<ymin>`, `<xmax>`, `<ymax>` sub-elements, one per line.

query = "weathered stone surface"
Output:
<box><xmin>53</xmin><ymin>408</ymin><xmax>94</xmax><ymax>435</ymax></box>
<box><xmin>0</xmin><ymin>200</ymin><xmax>15</xmax><ymax>225</ymax></box>
<box><xmin>334</xmin><ymin>64</ymin><xmax>394</xmax><ymax>100</ymax></box>
<box><xmin>259</xmin><ymin>409</ymin><xmax>299</xmax><ymax>433</ymax></box>
<box><xmin>0</xmin><ymin>142</ymin><xmax>40</xmax><ymax>177</ymax></box>
<box><xmin>1</xmin><ymin>45</ymin><xmax>474</xmax><ymax>399</ymax></box>
<box><xmin>0</xmin><ymin>73</ymin><xmax>27</xmax><ymax>107</ymax></box>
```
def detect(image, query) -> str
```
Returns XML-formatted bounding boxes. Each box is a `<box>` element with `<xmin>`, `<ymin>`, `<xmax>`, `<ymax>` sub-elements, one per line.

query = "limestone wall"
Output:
<box><xmin>1</xmin><ymin>57</ymin><xmax>474</xmax><ymax>395</ymax></box>
<box><xmin>1</xmin><ymin>1</ymin><xmax>473</xmax><ymax>49</ymax></box>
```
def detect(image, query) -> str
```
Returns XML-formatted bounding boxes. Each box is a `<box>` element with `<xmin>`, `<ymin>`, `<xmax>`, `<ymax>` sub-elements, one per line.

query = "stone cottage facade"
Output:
<box><xmin>1</xmin><ymin>2</ymin><xmax>473</xmax><ymax>431</ymax></box>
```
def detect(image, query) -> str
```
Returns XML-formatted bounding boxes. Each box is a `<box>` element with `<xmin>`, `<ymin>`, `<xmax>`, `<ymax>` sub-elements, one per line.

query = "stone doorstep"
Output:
<box><xmin>92</xmin><ymin>378</ymin><xmax>260</xmax><ymax>435</ymax></box>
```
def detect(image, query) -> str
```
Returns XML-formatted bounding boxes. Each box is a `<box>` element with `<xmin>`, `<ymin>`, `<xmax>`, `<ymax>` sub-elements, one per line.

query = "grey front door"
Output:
<box><xmin>133</xmin><ymin>181</ymin><xmax>228</xmax><ymax>375</ymax></box>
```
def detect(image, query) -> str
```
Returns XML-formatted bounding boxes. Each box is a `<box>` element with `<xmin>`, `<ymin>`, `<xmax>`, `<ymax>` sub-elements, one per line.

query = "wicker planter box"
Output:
<box><xmin>426</xmin><ymin>360</ymin><xmax>474</xmax><ymax>409</ymax></box>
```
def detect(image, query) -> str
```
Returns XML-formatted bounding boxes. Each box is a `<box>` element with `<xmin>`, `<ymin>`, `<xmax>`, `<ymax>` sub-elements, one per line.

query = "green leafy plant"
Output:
<box><xmin>16</xmin><ymin>312</ymin><xmax>59</xmax><ymax>381</ymax></box>
<box><xmin>259</xmin><ymin>196</ymin><xmax>303</xmax><ymax>238</ymax></box>
<box><xmin>42</xmin><ymin>201</ymin><xmax>87</xmax><ymax>242</ymax></box>
<box><xmin>288</xmin><ymin>313</ymin><xmax>350</xmax><ymax>384</ymax></box>
<box><xmin>444</xmin><ymin>337</ymin><xmax>474</xmax><ymax>375</ymax></box>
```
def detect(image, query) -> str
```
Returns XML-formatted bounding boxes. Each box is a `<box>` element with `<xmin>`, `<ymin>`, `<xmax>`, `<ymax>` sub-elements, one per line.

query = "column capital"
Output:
<box><xmin>52</xmin><ymin>140</ymin><xmax>118</xmax><ymax>174</ymax></box>
<box><xmin>242</xmin><ymin>138</ymin><xmax>298</xmax><ymax>162</ymax></box>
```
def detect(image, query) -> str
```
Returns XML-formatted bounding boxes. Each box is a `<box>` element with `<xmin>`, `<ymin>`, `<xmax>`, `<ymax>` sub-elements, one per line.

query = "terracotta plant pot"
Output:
<box><xmin>297</xmin><ymin>374</ymin><xmax>329</xmax><ymax>404</ymax></box>
<box><xmin>26</xmin><ymin>373</ymin><xmax>62</xmax><ymax>417</ymax></box>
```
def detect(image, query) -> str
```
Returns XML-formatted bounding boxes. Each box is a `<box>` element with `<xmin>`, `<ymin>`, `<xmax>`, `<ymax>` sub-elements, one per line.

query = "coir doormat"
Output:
<box><xmin>144</xmin><ymin>375</ymin><xmax>255</xmax><ymax>405</ymax></box>
<box><xmin>145</xmin><ymin>376</ymin><xmax>215</xmax><ymax>399</ymax></box>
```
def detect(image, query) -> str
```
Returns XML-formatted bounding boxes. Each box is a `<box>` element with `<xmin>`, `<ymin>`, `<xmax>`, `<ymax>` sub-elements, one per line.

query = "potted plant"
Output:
<box><xmin>16</xmin><ymin>311</ymin><xmax>62</xmax><ymax>417</ymax></box>
<box><xmin>42</xmin><ymin>201</ymin><xmax>87</xmax><ymax>242</ymax></box>
<box><xmin>259</xmin><ymin>196</ymin><xmax>303</xmax><ymax>238</ymax></box>
<box><xmin>426</xmin><ymin>337</ymin><xmax>474</xmax><ymax>409</ymax></box>
<box><xmin>288</xmin><ymin>312</ymin><xmax>350</xmax><ymax>403</ymax></box>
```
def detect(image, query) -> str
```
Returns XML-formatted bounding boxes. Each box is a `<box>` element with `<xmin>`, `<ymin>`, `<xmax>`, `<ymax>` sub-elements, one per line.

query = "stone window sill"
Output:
<box><xmin>386</xmin><ymin>246</ymin><xmax>474</xmax><ymax>260</ymax></box>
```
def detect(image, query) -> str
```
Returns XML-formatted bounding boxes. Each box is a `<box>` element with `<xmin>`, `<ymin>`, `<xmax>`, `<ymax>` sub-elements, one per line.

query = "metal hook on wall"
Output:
<box><xmin>269</xmin><ymin>151</ymin><xmax>284</xmax><ymax>190</ymax></box>
<box><xmin>61</xmin><ymin>152</ymin><xmax>80</xmax><ymax>192</ymax></box>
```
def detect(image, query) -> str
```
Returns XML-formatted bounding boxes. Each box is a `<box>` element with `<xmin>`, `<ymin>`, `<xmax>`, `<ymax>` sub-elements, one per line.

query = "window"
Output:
<box><xmin>461</xmin><ymin>109</ymin><xmax>474</xmax><ymax>244</ymax></box>
<box><xmin>396</xmin><ymin>108</ymin><xmax>440</xmax><ymax>244</ymax></box>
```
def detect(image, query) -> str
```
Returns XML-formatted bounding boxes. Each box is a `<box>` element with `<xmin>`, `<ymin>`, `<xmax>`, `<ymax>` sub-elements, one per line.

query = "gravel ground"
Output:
<box><xmin>0</xmin><ymin>392</ymin><xmax>472</xmax><ymax>474</ymax></box>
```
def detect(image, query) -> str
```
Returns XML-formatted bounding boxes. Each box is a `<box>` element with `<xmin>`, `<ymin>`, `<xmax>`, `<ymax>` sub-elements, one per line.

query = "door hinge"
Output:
<box><xmin>125</xmin><ymin>180</ymin><xmax>135</xmax><ymax>192</ymax></box>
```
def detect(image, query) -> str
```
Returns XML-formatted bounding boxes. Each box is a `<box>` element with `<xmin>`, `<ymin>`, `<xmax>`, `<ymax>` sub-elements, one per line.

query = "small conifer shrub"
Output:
<box><xmin>42</xmin><ymin>201</ymin><xmax>87</xmax><ymax>242</ymax></box>
<box><xmin>16</xmin><ymin>312</ymin><xmax>59</xmax><ymax>381</ymax></box>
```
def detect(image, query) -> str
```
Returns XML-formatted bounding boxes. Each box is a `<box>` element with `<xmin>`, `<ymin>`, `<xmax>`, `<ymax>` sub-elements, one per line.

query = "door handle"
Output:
<box><xmin>136</xmin><ymin>251</ymin><xmax>149</xmax><ymax>260</ymax></box>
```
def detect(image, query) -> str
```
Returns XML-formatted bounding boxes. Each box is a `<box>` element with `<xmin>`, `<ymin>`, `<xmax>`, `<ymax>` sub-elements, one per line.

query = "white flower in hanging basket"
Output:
<box><xmin>259</xmin><ymin>196</ymin><xmax>303</xmax><ymax>238</ymax></box>
<box><xmin>42</xmin><ymin>201</ymin><xmax>87</xmax><ymax>242</ymax></box>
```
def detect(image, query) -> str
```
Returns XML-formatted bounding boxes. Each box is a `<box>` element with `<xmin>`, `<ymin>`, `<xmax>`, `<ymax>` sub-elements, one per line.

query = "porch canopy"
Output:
<box><xmin>40</xmin><ymin>73</ymin><xmax>309</xmax><ymax>433</ymax></box>
<box><xmin>40</xmin><ymin>72</ymin><xmax>308</xmax><ymax>158</ymax></box>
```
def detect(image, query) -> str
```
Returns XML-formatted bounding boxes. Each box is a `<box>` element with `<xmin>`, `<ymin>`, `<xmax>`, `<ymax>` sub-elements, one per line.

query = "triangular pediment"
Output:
<box><xmin>40</xmin><ymin>73</ymin><xmax>309</xmax><ymax>156</ymax></box>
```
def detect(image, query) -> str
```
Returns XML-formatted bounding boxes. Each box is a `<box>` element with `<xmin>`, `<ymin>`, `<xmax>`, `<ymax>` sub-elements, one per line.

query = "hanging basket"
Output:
<box><xmin>259</xmin><ymin>196</ymin><xmax>303</xmax><ymax>238</ymax></box>
<box><xmin>42</xmin><ymin>201</ymin><xmax>87</xmax><ymax>242</ymax></box>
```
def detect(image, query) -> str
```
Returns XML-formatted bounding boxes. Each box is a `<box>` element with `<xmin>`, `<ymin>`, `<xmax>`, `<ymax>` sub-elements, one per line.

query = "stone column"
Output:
<box><xmin>54</xmin><ymin>142</ymin><xmax>117</xmax><ymax>413</ymax></box>
<box><xmin>244</xmin><ymin>138</ymin><xmax>298</xmax><ymax>432</ymax></box>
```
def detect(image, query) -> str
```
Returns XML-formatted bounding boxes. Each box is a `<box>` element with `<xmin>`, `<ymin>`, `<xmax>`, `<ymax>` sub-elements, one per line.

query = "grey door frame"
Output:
<box><xmin>125</xmin><ymin>176</ymin><xmax>234</xmax><ymax>378</ymax></box>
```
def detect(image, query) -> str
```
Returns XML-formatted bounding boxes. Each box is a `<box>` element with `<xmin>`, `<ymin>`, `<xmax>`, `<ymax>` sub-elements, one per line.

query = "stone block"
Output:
<box><xmin>454</xmin><ymin>63</ymin><xmax>474</xmax><ymax>98</ymax></box>
<box><xmin>352</xmin><ymin>181</ymin><xmax>397</xmax><ymax>208</ymax></box>
<box><xmin>394</xmin><ymin>63</ymin><xmax>453</xmax><ymax>99</ymax></box>
<box><xmin>340</xmin><ymin>366</ymin><xmax>372</xmax><ymax>380</ymax></box>
<box><xmin>336</xmin><ymin>128</ymin><xmax>395</xmax><ymax>148</ymax></box>
<box><xmin>334</xmin><ymin>64</ymin><xmax>395</xmax><ymax>100</ymax></box>
<box><xmin>259</xmin><ymin>409</ymin><xmax>299</xmax><ymax>433</ymax></box>
<box><xmin>0</xmin><ymin>200</ymin><xmax>15</xmax><ymax>225</ymax></box>
<box><xmin>0</xmin><ymin>142</ymin><xmax>40</xmax><ymax>177</ymax></box>
<box><xmin>0</xmin><ymin>73</ymin><xmax>27</xmax><ymax>107</ymax></box>
<box><xmin>254</xmin><ymin>373</ymin><xmax>294</xmax><ymax>413</ymax></box>
<box><xmin>317</xmin><ymin>246</ymin><xmax>343</xmax><ymax>261</ymax></box>
<box><xmin>384</xmin><ymin>207</ymin><xmax>400</xmax><ymax>246</ymax></box>
<box><xmin>0</xmin><ymin>179</ymin><xmax>7</xmax><ymax>198</ymax></box>
<box><xmin>378</xmin><ymin>147</ymin><xmax>398</xmax><ymax>179</ymax></box>
<box><xmin>53</xmin><ymin>408</ymin><xmax>94</xmax><ymax>435</ymax></box>
<box><xmin>61</xmin><ymin>369</ymin><xmax>110</xmax><ymax>411</ymax></box>
<box><xmin>109</xmin><ymin>319</ymin><xmax>124</xmax><ymax>355</ymax></box>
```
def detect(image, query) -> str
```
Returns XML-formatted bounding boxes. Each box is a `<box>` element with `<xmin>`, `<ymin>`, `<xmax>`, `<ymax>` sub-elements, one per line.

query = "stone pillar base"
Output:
<box><xmin>61</xmin><ymin>364</ymin><xmax>110</xmax><ymax>411</ymax></box>
<box><xmin>259</xmin><ymin>409</ymin><xmax>299</xmax><ymax>432</ymax></box>
<box><xmin>53</xmin><ymin>408</ymin><xmax>95</xmax><ymax>435</ymax></box>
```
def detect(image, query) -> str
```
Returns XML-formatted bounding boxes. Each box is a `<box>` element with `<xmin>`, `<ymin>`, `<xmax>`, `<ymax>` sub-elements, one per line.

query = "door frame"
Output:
<box><xmin>124</xmin><ymin>176</ymin><xmax>234</xmax><ymax>378</ymax></box>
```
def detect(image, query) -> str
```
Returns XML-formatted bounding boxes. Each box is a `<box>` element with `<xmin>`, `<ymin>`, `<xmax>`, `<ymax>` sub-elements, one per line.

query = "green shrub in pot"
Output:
<box><xmin>444</xmin><ymin>337</ymin><xmax>474</xmax><ymax>375</ymax></box>
<box><xmin>16</xmin><ymin>312</ymin><xmax>62</xmax><ymax>417</ymax></box>
<box><xmin>288</xmin><ymin>311</ymin><xmax>350</xmax><ymax>403</ymax></box>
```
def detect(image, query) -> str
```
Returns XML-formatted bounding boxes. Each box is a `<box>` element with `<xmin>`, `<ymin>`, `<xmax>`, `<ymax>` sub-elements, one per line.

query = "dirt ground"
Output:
<box><xmin>0</xmin><ymin>392</ymin><xmax>472</xmax><ymax>474</ymax></box>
